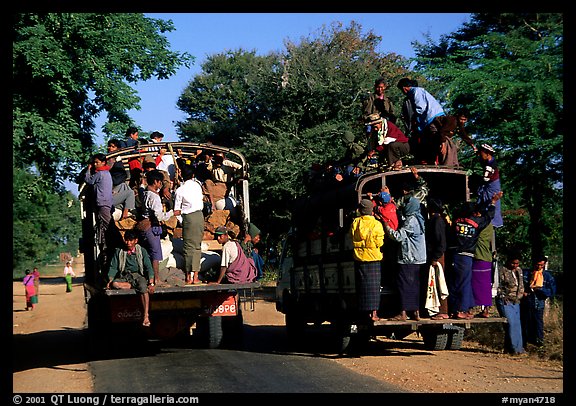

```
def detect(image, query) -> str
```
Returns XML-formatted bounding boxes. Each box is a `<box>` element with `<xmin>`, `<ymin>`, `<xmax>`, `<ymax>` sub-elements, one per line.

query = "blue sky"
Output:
<box><xmin>104</xmin><ymin>13</ymin><xmax>472</xmax><ymax>143</ymax></box>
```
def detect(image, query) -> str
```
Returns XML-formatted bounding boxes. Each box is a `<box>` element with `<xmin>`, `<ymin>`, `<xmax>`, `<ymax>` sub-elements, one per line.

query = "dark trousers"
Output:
<box><xmin>520</xmin><ymin>295</ymin><xmax>545</xmax><ymax>346</ymax></box>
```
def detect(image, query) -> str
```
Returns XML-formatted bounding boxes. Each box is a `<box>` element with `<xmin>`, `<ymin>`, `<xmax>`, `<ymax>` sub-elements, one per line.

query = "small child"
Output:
<box><xmin>23</xmin><ymin>269</ymin><xmax>36</xmax><ymax>310</ymax></box>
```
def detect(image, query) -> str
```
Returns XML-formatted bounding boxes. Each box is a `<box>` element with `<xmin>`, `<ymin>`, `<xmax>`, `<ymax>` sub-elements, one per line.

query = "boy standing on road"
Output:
<box><xmin>496</xmin><ymin>255</ymin><xmax>526</xmax><ymax>355</ymax></box>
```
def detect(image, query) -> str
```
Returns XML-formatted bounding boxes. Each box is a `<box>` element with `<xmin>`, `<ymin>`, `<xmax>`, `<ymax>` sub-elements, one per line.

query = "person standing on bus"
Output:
<box><xmin>383</xmin><ymin>195</ymin><xmax>427</xmax><ymax>321</ymax></box>
<box><xmin>476</xmin><ymin>144</ymin><xmax>503</xmax><ymax>228</ymax></box>
<box><xmin>350</xmin><ymin>199</ymin><xmax>385</xmax><ymax>322</ymax></box>
<box><xmin>173</xmin><ymin>164</ymin><xmax>205</xmax><ymax>285</ymax></box>
<box><xmin>448</xmin><ymin>192</ymin><xmax>502</xmax><ymax>320</ymax></box>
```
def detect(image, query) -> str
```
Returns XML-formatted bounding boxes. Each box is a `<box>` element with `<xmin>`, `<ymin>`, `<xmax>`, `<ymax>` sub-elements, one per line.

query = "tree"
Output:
<box><xmin>411</xmin><ymin>13</ymin><xmax>563</xmax><ymax>266</ymax></box>
<box><xmin>12</xmin><ymin>13</ymin><xmax>191</xmax><ymax>271</ymax></box>
<box><xmin>13</xmin><ymin>13</ymin><xmax>192</xmax><ymax>185</ymax></box>
<box><xmin>13</xmin><ymin>167</ymin><xmax>81</xmax><ymax>276</ymax></box>
<box><xmin>176</xmin><ymin>21</ymin><xmax>411</xmax><ymax>231</ymax></box>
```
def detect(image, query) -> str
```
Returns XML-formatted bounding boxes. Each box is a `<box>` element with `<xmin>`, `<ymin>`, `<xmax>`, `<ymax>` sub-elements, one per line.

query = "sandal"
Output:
<box><xmin>454</xmin><ymin>312</ymin><xmax>473</xmax><ymax>320</ymax></box>
<box><xmin>142</xmin><ymin>319</ymin><xmax>151</xmax><ymax>327</ymax></box>
<box><xmin>431</xmin><ymin>313</ymin><xmax>449</xmax><ymax>320</ymax></box>
<box><xmin>388</xmin><ymin>314</ymin><xmax>407</xmax><ymax>321</ymax></box>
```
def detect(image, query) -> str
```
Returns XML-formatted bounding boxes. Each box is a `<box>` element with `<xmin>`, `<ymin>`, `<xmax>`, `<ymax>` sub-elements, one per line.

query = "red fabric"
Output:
<box><xmin>95</xmin><ymin>165</ymin><xmax>111</xmax><ymax>172</ymax></box>
<box><xmin>377</xmin><ymin>202</ymin><xmax>399</xmax><ymax>230</ymax></box>
<box><xmin>128</xmin><ymin>158</ymin><xmax>142</xmax><ymax>170</ymax></box>
<box><xmin>387</xmin><ymin>121</ymin><xmax>409</xmax><ymax>143</ymax></box>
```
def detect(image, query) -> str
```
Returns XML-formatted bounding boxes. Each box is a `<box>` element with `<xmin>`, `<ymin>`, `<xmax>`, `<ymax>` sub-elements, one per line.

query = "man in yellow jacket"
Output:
<box><xmin>350</xmin><ymin>199</ymin><xmax>385</xmax><ymax>321</ymax></box>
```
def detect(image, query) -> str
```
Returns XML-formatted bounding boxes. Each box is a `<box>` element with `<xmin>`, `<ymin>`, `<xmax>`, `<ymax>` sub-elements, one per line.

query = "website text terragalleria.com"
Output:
<box><xmin>12</xmin><ymin>395</ymin><xmax>199</xmax><ymax>406</ymax></box>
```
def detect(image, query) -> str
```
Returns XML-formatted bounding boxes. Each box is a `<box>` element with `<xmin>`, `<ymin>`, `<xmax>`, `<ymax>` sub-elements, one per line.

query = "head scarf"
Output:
<box><xmin>402</xmin><ymin>196</ymin><xmax>425</xmax><ymax>231</ymax></box>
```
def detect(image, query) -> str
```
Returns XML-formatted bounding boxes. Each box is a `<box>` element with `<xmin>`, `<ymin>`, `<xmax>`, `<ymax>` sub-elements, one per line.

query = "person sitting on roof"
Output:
<box><xmin>365</xmin><ymin>113</ymin><xmax>410</xmax><ymax>170</ymax></box>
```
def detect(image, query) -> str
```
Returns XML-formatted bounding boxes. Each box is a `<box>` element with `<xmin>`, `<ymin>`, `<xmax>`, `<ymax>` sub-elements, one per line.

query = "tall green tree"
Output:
<box><xmin>13</xmin><ymin>167</ymin><xmax>81</xmax><ymax>276</ymax></box>
<box><xmin>411</xmin><ymin>13</ymin><xmax>563</xmax><ymax>265</ymax></box>
<box><xmin>12</xmin><ymin>13</ymin><xmax>191</xmax><ymax>271</ymax></box>
<box><xmin>176</xmin><ymin>22</ymin><xmax>411</xmax><ymax>231</ymax></box>
<box><xmin>13</xmin><ymin>13</ymin><xmax>192</xmax><ymax>185</ymax></box>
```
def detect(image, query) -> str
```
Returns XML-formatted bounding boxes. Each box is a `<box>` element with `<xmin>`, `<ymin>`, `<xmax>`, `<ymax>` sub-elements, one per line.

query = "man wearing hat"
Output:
<box><xmin>350</xmin><ymin>199</ymin><xmax>385</xmax><ymax>321</ymax></box>
<box><xmin>476</xmin><ymin>143</ymin><xmax>503</xmax><ymax>228</ymax></box>
<box><xmin>211</xmin><ymin>226</ymin><xmax>256</xmax><ymax>284</ymax></box>
<box><xmin>365</xmin><ymin>113</ymin><xmax>410</xmax><ymax>170</ymax></box>
<box><xmin>241</xmin><ymin>223</ymin><xmax>265</xmax><ymax>280</ymax></box>
<box><xmin>150</xmin><ymin>131</ymin><xmax>164</xmax><ymax>143</ymax></box>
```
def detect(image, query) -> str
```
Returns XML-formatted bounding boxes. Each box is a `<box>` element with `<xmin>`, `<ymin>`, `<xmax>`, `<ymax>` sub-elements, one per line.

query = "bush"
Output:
<box><xmin>465</xmin><ymin>298</ymin><xmax>563</xmax><ymax>361</ymax></box>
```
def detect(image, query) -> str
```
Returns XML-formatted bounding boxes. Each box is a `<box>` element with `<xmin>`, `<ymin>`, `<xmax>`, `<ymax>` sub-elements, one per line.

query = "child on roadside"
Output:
<box><xmin>23</xmin><ymin>269</ymin><xmax>36</xmax><ymax>310</ymax></box>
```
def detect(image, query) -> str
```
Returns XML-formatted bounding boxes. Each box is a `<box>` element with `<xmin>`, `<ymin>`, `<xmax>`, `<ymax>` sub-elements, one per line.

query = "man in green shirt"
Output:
<box><xmin>107</xmin><ymin>229</ymin><xmax>155</xmax><ymax>327</ymax></box>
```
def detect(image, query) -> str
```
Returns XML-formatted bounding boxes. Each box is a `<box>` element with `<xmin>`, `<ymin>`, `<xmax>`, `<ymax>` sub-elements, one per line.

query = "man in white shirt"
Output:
<box><xmin>173</xmin><ymin>164</ymin><xmax>205</xmax><ymax>284</ymax></box>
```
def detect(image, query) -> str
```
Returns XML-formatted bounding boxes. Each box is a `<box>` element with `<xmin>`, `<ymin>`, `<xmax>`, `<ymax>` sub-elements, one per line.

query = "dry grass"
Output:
<box><xmin>465</xmin><ymin>298</ymin><xmax>563</xmax><ymax>361</ymax></box>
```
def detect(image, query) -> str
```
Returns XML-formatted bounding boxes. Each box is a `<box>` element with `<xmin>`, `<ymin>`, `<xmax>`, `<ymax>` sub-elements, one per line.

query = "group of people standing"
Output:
<box><xmin>351</xmin><ymin>82</ymin><xmax>558</xmax><ymax>352</ymax></box>
<box><xmin>22</xmin><ymin>263</ymin><xmax>78</xmax><ymax>310</ymax></box>
<box><xmin>496</xmin><ymin>255</ymin><xmax>556</xmax><ymax>355</ymax></box>
<box><xmin>350</xmin><ymin>177</ymin><xmax>556</xmax><ymax>354</ymax></box>
<box><xmin>351</xmin><ymin>166</ymin><xmax>503</xmax><ymax>323</ymax></box>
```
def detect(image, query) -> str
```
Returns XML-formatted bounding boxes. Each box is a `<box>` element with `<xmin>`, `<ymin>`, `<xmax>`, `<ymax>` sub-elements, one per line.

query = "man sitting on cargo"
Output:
<box><xmin>209</xmin><ymin>226</ymin><xmax>256</xmax><ymax>284</ymax></box>
<box><xmin>107</xmin><ymin>229</ymin><xmax>155</xmax><ymax>327</ymax></box>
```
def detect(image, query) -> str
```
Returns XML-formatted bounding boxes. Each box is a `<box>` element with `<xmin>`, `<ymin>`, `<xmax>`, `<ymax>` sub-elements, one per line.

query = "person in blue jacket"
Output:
<box><xmin>520</xmin><ymin>256</ymin><xmax>556</xmax><ymax>347</ymax></box>
<box><xmin>397</xmin><ymin>78</ymin><xmax>447</xmax><ymax>165</ymax></box>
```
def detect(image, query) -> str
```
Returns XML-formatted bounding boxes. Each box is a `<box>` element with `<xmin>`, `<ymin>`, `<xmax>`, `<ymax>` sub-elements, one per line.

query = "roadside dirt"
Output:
<box><xmin>13</xmin><ymin>265</ymin><xmax>563</xmax><ymax>394</ymax></box>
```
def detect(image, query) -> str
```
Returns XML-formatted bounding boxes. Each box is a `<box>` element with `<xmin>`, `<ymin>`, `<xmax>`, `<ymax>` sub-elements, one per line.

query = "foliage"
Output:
<box><xmin>12</xmin><ymin>13</ymin><xmax>190</xmax><ymax>271</ymax></box>
<box><xmin>411</xmin><ymin>13</ymin><xmax>563</xmax><ymax>266</ymax></box>
<box><xmin>13</xmin><ymin>167</ymin><xmax>81</xmax><ymax>276</ymax></box>
<box><xmin>13</xmin><ymin>13</ymin><xmax>192</xmax><ymax>185</ymax></box>
<box><xmin>176</xmin><ymin>21</ymin><xmax>412</xmax><ymax>232</ymax></box>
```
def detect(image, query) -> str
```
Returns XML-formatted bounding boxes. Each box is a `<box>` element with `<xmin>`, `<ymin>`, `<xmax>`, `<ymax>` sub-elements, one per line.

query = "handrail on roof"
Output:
<box><xmin>355</xmin><ymin>165</ymin><xmax>468</xmax><ymax>192</ymax></box>
<box><xmin>105</xmin><ymin>141</ymin><xmax>249</xmax><ymax>179</ymax></box>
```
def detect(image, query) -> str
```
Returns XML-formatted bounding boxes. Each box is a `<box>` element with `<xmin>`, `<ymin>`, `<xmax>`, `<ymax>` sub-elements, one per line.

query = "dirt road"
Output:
<box><xmin>12</xmin><ymin>272</ymin><xmax>563</xmax><ymax>394</ymax></box>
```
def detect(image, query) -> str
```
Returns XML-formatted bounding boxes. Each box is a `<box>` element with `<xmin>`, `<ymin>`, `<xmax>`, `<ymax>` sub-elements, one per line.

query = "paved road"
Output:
<box><xmin>90</xmin><ymin>322</ymin><xmax>406</xmax><ymax>393</ymax></box>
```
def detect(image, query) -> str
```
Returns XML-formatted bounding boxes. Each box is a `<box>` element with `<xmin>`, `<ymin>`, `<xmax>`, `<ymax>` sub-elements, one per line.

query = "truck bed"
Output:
<box><xmin>101</xmin><ymin>281</ymin><xmax>261</xmax><ymax>296</ymax></box>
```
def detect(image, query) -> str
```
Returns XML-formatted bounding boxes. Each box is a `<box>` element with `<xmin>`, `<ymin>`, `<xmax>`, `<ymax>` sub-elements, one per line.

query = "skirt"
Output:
<box><xmin>397</xmin><ymin>264</ymin><xmax>421</xmax><ymax>311</ymax></box>
<box><xmin>355</xmin><ymin>261</ymin><xmax>381</xmax><ymax>312</ymax></box>
<box><xmin>472</xmin><ymin>259</ymin><xmax>493</xmax><ymax>306</ymax></box>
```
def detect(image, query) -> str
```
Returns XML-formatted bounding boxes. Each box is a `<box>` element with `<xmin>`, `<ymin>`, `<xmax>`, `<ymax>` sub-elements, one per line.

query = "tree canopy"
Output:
<box><xmin>177</xmin><ymin>21</ymin><xmax>413</xmax><ymax>230</ymax></box>
<box><xmin>13</xmin><ymin>13</ymin><xmax>192</xmax><ymax>185</ymax></box>
<box><xmin>410</xmin><ymin>12</ymin><xmax>563</xmax><ymax>264</ymax></box>
<box><xmin>12</xmin><ymin>13</ymin><xmax>191</xmax><ymax>274</ymax></box>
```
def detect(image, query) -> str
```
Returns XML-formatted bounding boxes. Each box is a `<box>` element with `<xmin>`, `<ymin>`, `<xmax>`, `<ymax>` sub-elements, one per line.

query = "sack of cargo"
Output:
<box><xmin>134</xmin><ymin>218</ymin><xmax>152</xmax><ymax>232</ymax></box>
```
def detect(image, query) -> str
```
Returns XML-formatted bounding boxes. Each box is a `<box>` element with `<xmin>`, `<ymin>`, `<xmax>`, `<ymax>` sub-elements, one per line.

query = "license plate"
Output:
<box><xmin>205</xmin><ymin>293</ymin><xmax>238</xmax><ymax>316</ymax></box>
<box><xmin>110</xmin><ymin>296</ymin><xmax>143</xmax><ymax>322</ymax></box>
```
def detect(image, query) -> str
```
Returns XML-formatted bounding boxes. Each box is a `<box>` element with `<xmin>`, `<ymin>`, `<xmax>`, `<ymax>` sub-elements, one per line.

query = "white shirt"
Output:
<box><xmin>174</xmin><ymin>179</ymin><xmax>204</xmax><ymax>220</ymax></box>
<box><xmin>212</xmin><ymin>160</ymin><xmax>242</xmax><ymax>183</ymax></box>
<box><xmin>220</xmin><ymin>240</ymin><xmax>239</xmax><ymax>267</ymax></box>
<box><xmin>143</xmin><ymin>189</ymin><xmax>173</xmax><ymax>222</ymax></box>
<box><xmin>64</xmin><ymin>265</ymin><xmax>76</xmax><ymax>277</ymax></box>
<box><xmin>157</xmin><ymin>154</ymin><xmax>175</xmax><ymax>180</ymax></box>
